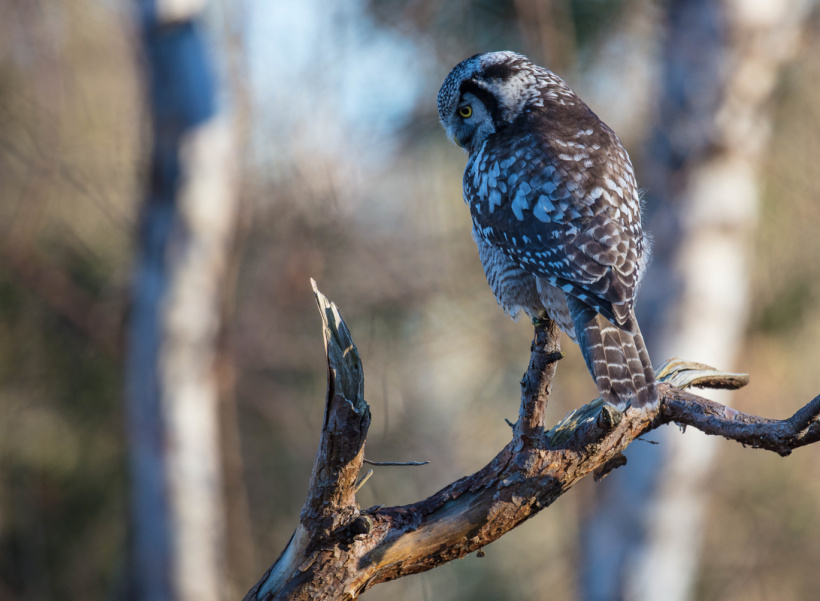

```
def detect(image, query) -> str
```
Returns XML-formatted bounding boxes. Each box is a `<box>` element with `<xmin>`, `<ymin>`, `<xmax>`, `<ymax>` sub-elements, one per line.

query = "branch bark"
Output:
<box><xmin>244</xmin><ymin>286</ymin><xmax>820</xmax><ymax>601</ymax></box>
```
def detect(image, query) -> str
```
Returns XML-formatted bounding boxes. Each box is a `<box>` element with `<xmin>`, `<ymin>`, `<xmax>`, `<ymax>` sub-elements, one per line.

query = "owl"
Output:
<box><xmin>438</xmin><ymin>51</ymin><xmax>656</xmax><ymax>409</ymax></box>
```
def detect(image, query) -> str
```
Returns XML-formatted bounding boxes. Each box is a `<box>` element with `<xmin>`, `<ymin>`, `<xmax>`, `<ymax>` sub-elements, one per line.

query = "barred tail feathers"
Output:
<box><xmin>566</xmin><ymin>297</ymin><xmax>657</xmax><ymax>409</ymax></box>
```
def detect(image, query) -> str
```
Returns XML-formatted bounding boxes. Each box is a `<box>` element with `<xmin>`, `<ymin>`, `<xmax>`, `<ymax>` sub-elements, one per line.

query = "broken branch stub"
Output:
<box><xmin>301</xmin><ymin>281</ymin><xmax>370</xmax><ymax>528</ymax></box>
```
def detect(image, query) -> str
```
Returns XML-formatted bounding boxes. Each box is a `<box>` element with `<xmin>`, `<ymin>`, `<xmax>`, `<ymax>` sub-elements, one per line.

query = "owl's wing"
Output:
<box><xmin>465</xmin><ymin>132</ymin><xmax>642</xmax><ymax>332</ymax></box>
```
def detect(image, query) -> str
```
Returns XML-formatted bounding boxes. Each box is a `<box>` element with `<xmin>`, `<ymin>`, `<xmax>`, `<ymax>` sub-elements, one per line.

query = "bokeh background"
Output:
<box><xmin>1</xmin><ymin>1</ymin><xmax>820</xmax><ymax>600</ymax></box>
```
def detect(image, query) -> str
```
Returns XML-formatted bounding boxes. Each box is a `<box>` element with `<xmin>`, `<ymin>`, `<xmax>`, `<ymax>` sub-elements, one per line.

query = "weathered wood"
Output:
<box><xmin>514</xmin><ymin>318</ymin><xmax>563</xmax><ymax>447</ymax></box>
<box><xmin>301</xmin><ymin>280</ymin><xmax>370</xmax><ymax>530</ymax></box>
<box><xmin>243</xmin><ymin>286</ymin><xmax>820</xmax><ymax>601</ymax></box>
<box><xmin>659</xmin><ymin>385</ymin><xmax>820</xmax><ymax>455</ymax></box>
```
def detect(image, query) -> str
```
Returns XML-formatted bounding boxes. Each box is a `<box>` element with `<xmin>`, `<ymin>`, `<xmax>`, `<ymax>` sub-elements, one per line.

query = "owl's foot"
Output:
<box><xmin>531</xmin><ymin>314</ymin><xmax>551</xmax><ymax>327</ymax></box>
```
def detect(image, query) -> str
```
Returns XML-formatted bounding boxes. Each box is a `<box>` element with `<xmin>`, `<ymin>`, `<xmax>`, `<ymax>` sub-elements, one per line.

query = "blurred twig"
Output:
<box><xmin>512</xmin><ymin>0</ymin><xmax>576</xmax><ymax>71</ymax></box>
<box><xmin>0</xmin><ymin>243</ymin><xmax>123</xmax><ymax>356</ymax></box>
<box><xmin>363</xmin><ymin>459</ymin><xmax>429</xmax><ymax>466</ymax></box>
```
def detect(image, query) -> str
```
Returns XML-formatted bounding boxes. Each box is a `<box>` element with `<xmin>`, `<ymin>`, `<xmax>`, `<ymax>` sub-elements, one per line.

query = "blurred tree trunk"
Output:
<box><xmin>580</xmin><ymin>1</ymin><xmax>815</xmax><ymax>600</ymax></box>
<box><xmin>125</xmin><ymin>2</ymin><xmax>237</xmax><ymax>601</ymax></box>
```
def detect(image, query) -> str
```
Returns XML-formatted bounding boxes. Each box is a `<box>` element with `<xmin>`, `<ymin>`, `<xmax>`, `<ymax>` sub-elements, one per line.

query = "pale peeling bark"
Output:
<box><xmin>581</xmin><ymin>2</ymin><xmax>817</xmax><ymax>600</ymax></box>
<box><xmin>243</xmin><ymin>286</ymin><xmax>820</xmax><ymax>601</ymax></box>
<box><xmin>125</xmin><ymin>3</ymin><xmax>237</xmax><ymax>600</ymax></box>
<box><xmin>162</xmin><ymin>117</ymin><xmax>235</xmax><ymax>601</ymax></box>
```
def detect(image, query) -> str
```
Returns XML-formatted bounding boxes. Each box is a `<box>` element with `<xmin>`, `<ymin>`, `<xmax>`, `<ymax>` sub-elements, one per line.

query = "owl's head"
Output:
<box><xmin>437</xmin><ymin>51</ymin><xmax>555</xmax><ymax>153</ymax></box>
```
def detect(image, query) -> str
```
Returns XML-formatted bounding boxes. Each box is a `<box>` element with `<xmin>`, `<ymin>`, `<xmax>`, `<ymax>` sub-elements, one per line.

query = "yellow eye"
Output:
<box><xmin>458</xmin><ymin>105</ymin><xmax>472</xmax><ymax>118</ymax></box>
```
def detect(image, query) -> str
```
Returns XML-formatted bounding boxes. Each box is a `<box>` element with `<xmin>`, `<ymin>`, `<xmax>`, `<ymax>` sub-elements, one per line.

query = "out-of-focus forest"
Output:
<box><xmin>1</xmin><ymin>1</ymin><xmax>820</xmax><ymax>600</ymax></box>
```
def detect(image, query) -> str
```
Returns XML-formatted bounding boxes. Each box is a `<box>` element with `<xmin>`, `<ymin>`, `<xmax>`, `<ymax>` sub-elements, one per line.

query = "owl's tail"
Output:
<box><xmin>567</xmin><ymin>298</ymin><xmax>657</xmax><ymax>409</ymax></box>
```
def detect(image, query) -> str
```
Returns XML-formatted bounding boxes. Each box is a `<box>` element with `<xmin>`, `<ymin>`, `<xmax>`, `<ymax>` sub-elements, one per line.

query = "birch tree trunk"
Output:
<box><xmin>125</xmin><ymin>2</ymin><xmax>237</xmax><ymax>600</ymax></box>
<box><xmin>580</xmin><ymin>2</ymin><xmax>815</xmax><ymax>600</ymax></box>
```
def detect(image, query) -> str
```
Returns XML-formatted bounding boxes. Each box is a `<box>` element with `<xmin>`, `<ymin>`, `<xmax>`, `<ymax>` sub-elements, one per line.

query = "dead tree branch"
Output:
<box><xmin>243</xmin><ymin>285</ymin><xmax>820</xmax><ymax>601</ymax></box>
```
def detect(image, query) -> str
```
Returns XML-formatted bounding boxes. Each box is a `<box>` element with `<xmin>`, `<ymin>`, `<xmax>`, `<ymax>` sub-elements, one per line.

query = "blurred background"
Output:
<box><xmin>1</xmin><ymin>1</ymin><xmax>820</xmax><ymax>600</ymax></box>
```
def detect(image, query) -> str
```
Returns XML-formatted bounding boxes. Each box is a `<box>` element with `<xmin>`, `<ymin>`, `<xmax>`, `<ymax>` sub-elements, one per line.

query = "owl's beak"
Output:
<box><xmin>454</xmin><ymin>131</ymin><xmax>473</xmax><ymax>150</ymax></box>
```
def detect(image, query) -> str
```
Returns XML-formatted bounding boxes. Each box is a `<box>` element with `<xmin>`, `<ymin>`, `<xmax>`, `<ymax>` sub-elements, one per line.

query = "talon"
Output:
<box><xmin>532</xmin><ymin>313</ymin><xmax>550</xmax><ymax>327</ymax></box>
